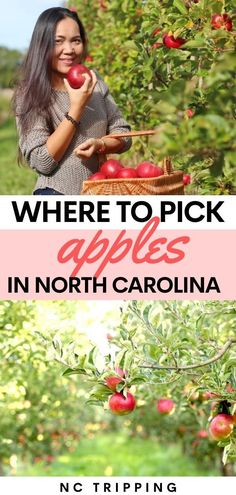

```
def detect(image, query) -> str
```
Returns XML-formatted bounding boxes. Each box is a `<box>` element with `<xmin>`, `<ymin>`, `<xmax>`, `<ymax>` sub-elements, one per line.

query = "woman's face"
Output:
<box><xmin>52</xmin><ymin>17</ymin><xmax>84</xmax><ymax>76</ymax></box>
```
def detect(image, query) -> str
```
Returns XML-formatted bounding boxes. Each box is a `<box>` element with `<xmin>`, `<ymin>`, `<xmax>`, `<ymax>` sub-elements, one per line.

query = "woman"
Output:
<box><xmin>13</xmin><ymin>7</ymin><xmax>132</xmax><ymax>195</ymax></box>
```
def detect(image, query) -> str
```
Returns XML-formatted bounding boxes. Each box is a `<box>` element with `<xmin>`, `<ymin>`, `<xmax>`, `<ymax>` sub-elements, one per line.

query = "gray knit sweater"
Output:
<box><xmin>17</xmin><ymin>75</ymin><xmax>132</xmax><ymax>195</ymax></box>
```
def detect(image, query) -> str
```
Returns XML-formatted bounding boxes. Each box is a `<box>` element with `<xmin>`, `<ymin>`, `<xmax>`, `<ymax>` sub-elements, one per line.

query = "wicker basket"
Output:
<box><xmin>82</xmin><ymin>158</ymin><xmax>184</xmax><ymax>195</ymax></box>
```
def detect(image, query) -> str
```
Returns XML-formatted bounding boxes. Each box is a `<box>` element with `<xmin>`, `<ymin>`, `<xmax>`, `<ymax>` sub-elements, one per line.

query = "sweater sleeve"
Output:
<box><xmin>96</xmin><ymin>75</ymin><xmax>132</xmax><ymax>153</ymax></box>
<box><xmin>16</xmin><ymin>114</ymin><xmax>59</xmax><ymax>175</ymax></box>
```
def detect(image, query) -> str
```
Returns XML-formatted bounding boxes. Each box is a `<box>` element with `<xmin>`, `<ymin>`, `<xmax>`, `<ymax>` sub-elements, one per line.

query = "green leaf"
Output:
<box><xmin>85</xmin><ymin>399</ymin><xmax>104</xmax><ymax>407</ymax></box>
<box><xmin>62</xmin><ymin>367</ymin><xmax>86</xmax><ymax>376</ymax></box>
<box><xmin>115</xmin><ymin>349</ymin><xmax>127</xmax><ymax>369</ymax></box>
<box><xmin>184</xmin><ymin>38</ymin><xmax>206</xmax><ymax>48</ymax></box>
<box><xmin>52</xmin><ymin>336</ymin><xmax>62</xmax><ymax>357</ymax></box>
<box><xmin>88</xmin><ymin>346</ymin><xmax>97</xmax><ymax>367</ymax></box>
<box><xmin>124</xmin><ymin>350</ymin><xmax>134</xmax><ymax>371</ymax></box>
<box><xmin>173</xmin><ymin>0</ymin><xmax>188</xmax><ymax>14</ymax></box>
<box><xmin>222</xmin><ymin>443</ymin><xmax>231</xmax><ymax>465</ymax></box>
<box><xmin>129</xmin><ymin>377</ymin><xmax>147</xmax><ymax>385</ymax></box>
<box><xmin>210</xmin><ymin>154</ymin><xmax>224</xmax><ymax>178</ymax></box>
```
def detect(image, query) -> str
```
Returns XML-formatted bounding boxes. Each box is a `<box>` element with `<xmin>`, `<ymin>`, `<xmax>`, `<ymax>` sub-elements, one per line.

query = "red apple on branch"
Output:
<box><xmin>109</xmin><ymin>392</ymin><xmax>136</xmax><ymax>415</ymax></box>
<box><xmin>163</xmin><ymin>34</ymin><xmax>186</xmax><ymax>49</ymax></box>
<box><xmin>211</xmin><ymin>14</ymin><xmax>233</xmax><ymax>31</ymax></box>
<box><xmin>105</xmin><ymin>372</ymin><xmax>124</xmax><ymax>391</ymax></box>
<box><xmin>183</xmin><ymin>174</ymin><xmax>191</xmax><ymax>186</ymax></box>
<box><xmin>197</xmin><ymin>430</ymin><xmax>208</xmax><ymax>439</ymax></box>
<box><xmin>209</xmin><ymin>413</ymin><xmax>234</xmax><ymax>440</ymax></box>
<box><xmin>157</xmin><ymin>398</ymin><xmax>175</xmax><ymax>415</ymax></box>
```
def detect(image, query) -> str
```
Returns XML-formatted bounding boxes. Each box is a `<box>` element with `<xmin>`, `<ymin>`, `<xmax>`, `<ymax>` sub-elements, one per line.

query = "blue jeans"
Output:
<box><xmin>33</xmin><ymin>188</ymin><xmax>64</xmax><ymax>195</ymax></box>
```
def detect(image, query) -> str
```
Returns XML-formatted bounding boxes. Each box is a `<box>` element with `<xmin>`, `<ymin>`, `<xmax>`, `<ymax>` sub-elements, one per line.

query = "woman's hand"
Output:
<box><xmin>74</xmin><ymin>138</ymin><xmax>104</xmax><ymax>158</ymax></box>
<box><xmin>63</xmin><ymin>70</ymin><xmax>97</xmax><ymax>118</ymax></box>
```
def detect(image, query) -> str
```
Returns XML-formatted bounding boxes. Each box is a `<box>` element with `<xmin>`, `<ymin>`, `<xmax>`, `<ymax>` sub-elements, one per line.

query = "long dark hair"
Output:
<box><xmin>12</xmin><ymin>8</ymin><xmax>87</xmax><ymax>137</ymax></box>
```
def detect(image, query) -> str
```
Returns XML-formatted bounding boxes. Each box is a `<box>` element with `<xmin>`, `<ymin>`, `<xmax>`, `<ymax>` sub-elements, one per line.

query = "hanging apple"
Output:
<box><xmin>163</xmin><ymin>34</ymin><xmax>186</xmax><ymax>49</ymax></box>
<box><xmin>211</xmin><ymin>14</ymin><xmax>233</xmax><ymax>31</ymax></box>
<box><xmin>209</xmin><ymin>413</ymin><xmax>234</xmax><ymax>440</ymax></box>
<box><xmin>156</xmin><ymin>398</ymin><xmax>175</xmax><ymax>414</ymax></box>
<box><xmin>183</xmin><ymin>174</ymin><xmax>191</xmax><ymax>186</ymax></box>
<box><xmin>108</xmin><ymin>392</ymin><xmax>136</xmax><ymax>415</ymax></box>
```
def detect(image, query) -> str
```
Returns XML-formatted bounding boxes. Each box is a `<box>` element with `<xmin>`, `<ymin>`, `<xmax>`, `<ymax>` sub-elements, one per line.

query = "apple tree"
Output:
<box><xmin>67</xmin><ymin>0</ymin><xmax>236</xmax><ymax>194</ymax></box>
<box><xmin>0</xmin><ymin>301</ymin><xmax>105</xmax><ymax>474</ymax></box>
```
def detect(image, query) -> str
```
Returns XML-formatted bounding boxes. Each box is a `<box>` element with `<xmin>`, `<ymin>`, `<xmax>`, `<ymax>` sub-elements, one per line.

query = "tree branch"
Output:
<box><xmin>140</xmin><ymin>338</ymin><xmax>236</xmax><ymax>371</ymax></box>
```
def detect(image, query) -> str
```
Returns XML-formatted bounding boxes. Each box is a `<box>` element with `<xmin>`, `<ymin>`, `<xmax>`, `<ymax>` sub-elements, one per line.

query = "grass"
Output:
<box><xmin>15</xmin><ymin>433</ymin><xmax>219</xmax><ymax>477</ymax></box>
<box><xmin>0</xmin><ymin>95</ymin><xmax>36</xmax><ymax>194</ymax></box>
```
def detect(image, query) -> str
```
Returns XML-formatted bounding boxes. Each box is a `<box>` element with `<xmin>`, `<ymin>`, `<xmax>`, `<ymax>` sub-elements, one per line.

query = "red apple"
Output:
<box><xmin>85</xmin><ymin>55</ymin><xmax>94</xmax><ymax>63</ymax></box>
<box><xmin>183</xmin><ymin>174</ymin><xmax>191</xmax><ymax>186</ymax></box>
<box><xmin>99</xmin><ymin>0</ymin><xmax>107</xmax><ymax>10</ymax></box>
<box><xmin>209</xmin><ymin>413</ymin><xmax>234</xmax><ymax>440</ymax></box>
<box><xmin>67</xmin><ymin>64</ymin><xmax>92</xmax><ymax>89</ymax></box>
<box><xmin>202</xmin><ymin>391</ymin><xmax>219</xmax><ymax>400</ymax></box>
<box><xmin>211</xmin><ymin>14</ymin><xmax>233</xmax><ymax>31</ymax></box>
<box><xmin>136</xmin><ymin>161</ymin><xmax>164</xmax><ymax>178</ymax></box>
<box><xmin>197</xmin><ymin>430</ymin><xmax>208</xmax><ymax>439</ymax></box>
<box><xmin>152</xmin><ymin>28</ymin><xmax>161</xmax><ymax>36</ymax></box>
<box><xmin>88</xmin><ymin>172</ymin><xmax>106</xmax><ymax>181</ymax></box>
<box><xmin>109</xmin><ymin>392</ymin><xmax>136</xmax><ymax>415</ymax></box>
<box><xmin>152</xmin><ymin>42</ymin><xmax>163</xmax><ymax>49</ymax></box>
<box><xmin>186</xmin><ymin>108</ymin><xmax>195</xmax><ymax>118</ymax></box>
<box><xmin>226</xmin><ymin>384</ymin><xmax>235</xmax><ymax>393</ymax></box>
<box><xmin>163</xmin><ymin>34</ymin><xmax>186</xmax><ymax>49</ymax></box>
<box><xmin>99</xmin><ymin>159</ymin><xmax>123</xmax><ymax>178</ymax></box>
<box><xmin>116</xmin><ymin>167</ymin><xmax>138</xmax><ymax>179</ymax></box>
<box><xmin>157</xmin><ymin>398</ymin><xmax>175</xmax><ymax>415</ymax></box>
<box><xmin>105</xmin><ymin>375</ymin><xmax>124</xmax><ymax>391</ymax></box>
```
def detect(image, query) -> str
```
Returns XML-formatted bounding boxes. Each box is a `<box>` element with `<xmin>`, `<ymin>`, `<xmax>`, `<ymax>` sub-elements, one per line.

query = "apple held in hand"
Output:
<box><xmin>99</xmin><ymin>159</ymin><xmax>123</xmax><ymax>178</ymax></box>
<box><xmin>67</xmin><ymin>64</ymin><xmax>92</xmax><ymax>89</ymax></box>
<box><xmin>109</xmin><ymin>392</ymin><xmax>136</xmax><ymax>415</ymax></box>
<box><xmin>157</xmin><ymin>398</ymin><xmax>175</xmax><ymax>415</ymax></box>
<box><xmin>163</xmin><ymin>34</ymin><xmax>186</xmax><ymax>49</ymax></box>
<box><xmin>136</xmin><ymin>161</ymin><xmax>164</xmax><ymax>178</ymax></box>
<box><xmin>209</xmin><ymin>413</ymin><xmax>234</xmax><ymax>440</ymax></box>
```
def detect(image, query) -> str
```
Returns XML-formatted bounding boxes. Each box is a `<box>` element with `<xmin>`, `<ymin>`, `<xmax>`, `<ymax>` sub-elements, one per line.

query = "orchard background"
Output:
<box><xmin>0</xmin><ymin>0</ymin><xmax>235</xmax><ymax>193</ymax></box>
<box><xmin>66</xmin><ymin>0</ymin><xmax>236</xmax><ymax>194</ymax></box>
<box><xmin>1</xmin><ymin>300</ymin><xmax>235</xmax><ymax>476</ymax></box>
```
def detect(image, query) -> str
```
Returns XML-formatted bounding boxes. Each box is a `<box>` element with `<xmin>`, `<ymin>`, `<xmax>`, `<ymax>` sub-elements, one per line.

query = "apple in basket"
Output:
<box><xmin>99</xmin><ymin>159</ymin><xmax>123</xmax><ymax>178</ymax></box>
<box><xmin>116</xmin><ymin>168</ymin><xmax>138</xmax><ymax>179</ymax></box>
<box><xmin>136</xmin><ymin>161</ymin><xmax>164</xmax><ymax>178</ymax></box>
<box><xmin>67</xmin><ymin>64</ymin><xmax>92</xmax><ymax>89</ymax></box>
<box><xmin>88</xmin><ymin>172</ymin><xmax>106</xmax><ymax>181</ymax></box>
